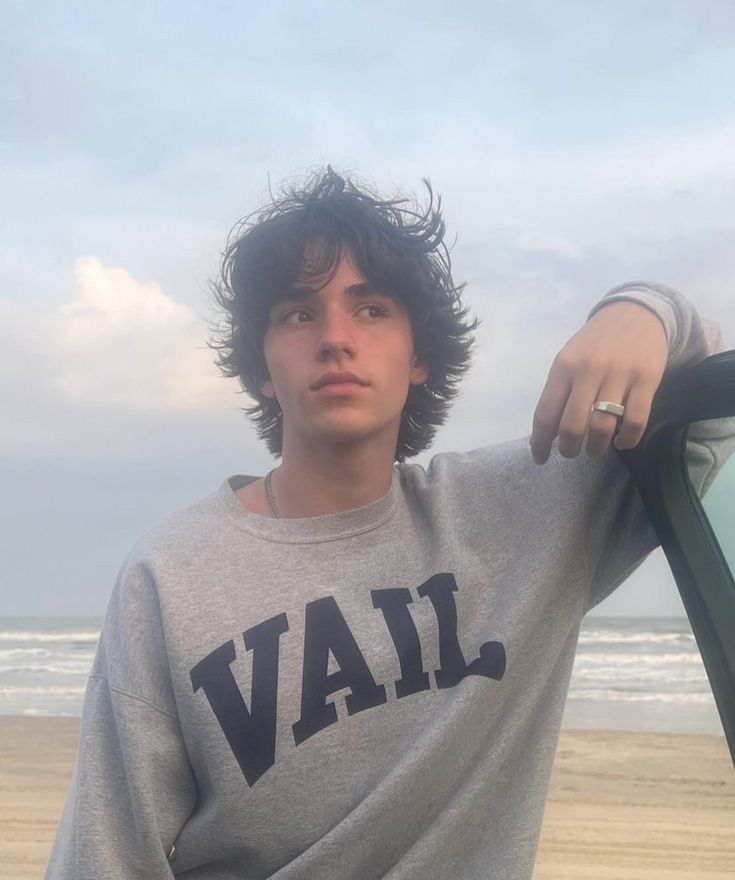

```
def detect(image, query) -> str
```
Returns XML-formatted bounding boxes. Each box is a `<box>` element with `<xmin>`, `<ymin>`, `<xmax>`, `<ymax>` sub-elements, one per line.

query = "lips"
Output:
<box><xmin>311</xmin><ymin>371</ymin><xmax>367</xmax><ymax>390</ymax></box>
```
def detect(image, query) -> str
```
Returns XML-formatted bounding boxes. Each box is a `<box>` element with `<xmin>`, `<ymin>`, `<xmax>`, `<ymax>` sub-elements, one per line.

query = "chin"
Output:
<box><xmin>310</xmin><ymin>415</ymin><xmax>398</xmax><ymax>447</ymax></box>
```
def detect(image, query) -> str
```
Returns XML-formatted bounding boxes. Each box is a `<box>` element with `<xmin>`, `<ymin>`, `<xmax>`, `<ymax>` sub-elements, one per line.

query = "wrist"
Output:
<box><xmin>589</xmin><ymin>299</ymin><xmax>668</xmax><ymax>345</ymax></box>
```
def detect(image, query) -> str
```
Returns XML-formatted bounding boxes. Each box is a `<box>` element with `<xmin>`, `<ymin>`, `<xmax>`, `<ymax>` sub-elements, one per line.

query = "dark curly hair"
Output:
<box><xmin>207</xmin><ymin>165</ymin><xmax>479</xmax><ymax>462</ymax></box>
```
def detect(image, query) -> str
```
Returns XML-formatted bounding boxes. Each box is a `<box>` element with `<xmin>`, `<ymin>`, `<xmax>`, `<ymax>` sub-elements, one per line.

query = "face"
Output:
<box><xmin>260</xmin><ymin>245</ymin><xmax>428</xmax><ymax>458</ymax></box>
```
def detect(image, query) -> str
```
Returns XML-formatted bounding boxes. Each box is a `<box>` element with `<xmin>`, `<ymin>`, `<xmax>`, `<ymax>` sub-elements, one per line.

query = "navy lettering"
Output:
<box><xmin>292</xmin><ymin>596</ymin><xmax>387</xmax><ymax>746</ymax></box>
<box><xmin>417</xmin><ymin>573</ymin><xmax>506</xmax><ymax>688</ymax></box>
<box><xmin>371</xmin><ymin>588</ymin><xmax>430</xmax><ymax>699</ymax></box>
<box><xmin>190</xmin><ymin>579</ymin><xmax>507</xmax><ymax>783</ymax></box>
<box><xmin>190</xmin><ymin>612</ymin><xmax>289</xmax><ymax>786</ymax></box>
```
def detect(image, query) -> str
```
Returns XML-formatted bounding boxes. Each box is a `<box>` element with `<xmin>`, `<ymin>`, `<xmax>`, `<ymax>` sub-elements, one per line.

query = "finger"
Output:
<box><xmin>557</xmin><ymin>374</ymin><xmax>612</xmax><ymax>458</ymax></box>
<box><xmin>530</xmin><ymin>369</ymin><xmax>572</xmax><ymax>464</ymax></box>
<box><xmin>586</xmin><ymin>379</ymin><xmax>630</xmax><ymax>457</ymax></box>
<box><xmin>611</xmin><ymin>379</ymin><xmax>656</xmax><ymax>450</ymax></box>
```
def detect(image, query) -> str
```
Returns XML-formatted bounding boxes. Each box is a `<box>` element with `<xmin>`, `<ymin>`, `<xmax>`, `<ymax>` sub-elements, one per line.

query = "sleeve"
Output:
<box><xmin>552</xmin><ymin>281</ymin><xmax>735</xmax><ymax>613</ymax></box>
<box><xmin>586</xmin><ymin>279</ymin><xmax>723</xmax><ymax>370</ymax></box>
<box><xmin>44</xmin><ymin>547</ymin><xmax>199</xmax><ymax>879</ymax></box>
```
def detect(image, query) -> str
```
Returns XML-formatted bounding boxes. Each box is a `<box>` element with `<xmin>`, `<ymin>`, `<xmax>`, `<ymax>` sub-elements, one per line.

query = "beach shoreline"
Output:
<box><xmin>2</xmin><ymin>716</ymin><xmax>733</xmax><ymax>879</ymax></box>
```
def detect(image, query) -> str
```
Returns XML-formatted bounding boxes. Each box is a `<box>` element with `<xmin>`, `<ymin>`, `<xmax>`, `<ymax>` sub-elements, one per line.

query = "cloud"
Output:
<box><xmin>518</xmin><ymin>232</ymin><xmax>582</xmax><ymax>262</ymax></box>
<box><xmin>379</xmin><ymin>120</ymin><xmax>735</xmax><ymax>245</ymax></box>
<box><xmin>568</xmin><ymin>122</ymin><xmax>735</xmax><ymax>194</ymax></box>
<box><xmin>48</xmin><ymin>256</ymin><xmax>236</xmax><ymax>412</ymax></box>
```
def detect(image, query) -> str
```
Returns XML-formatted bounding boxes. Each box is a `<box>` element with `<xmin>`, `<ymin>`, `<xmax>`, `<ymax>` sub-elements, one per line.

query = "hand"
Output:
<box><xmin>529</xmin><ymin>301</ymin><xmax>669</xmax><ymax>465</ymax></box>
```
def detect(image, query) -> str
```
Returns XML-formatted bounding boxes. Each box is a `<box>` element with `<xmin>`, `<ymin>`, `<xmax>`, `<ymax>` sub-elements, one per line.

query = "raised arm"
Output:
<box><xmin>529</xmin><ymin>280</ymin><xmax>724</xmax><ymax>465</ymax></box>
<box><xmin>528</xmin><ymin>280</ymin><xmax>733</xmax><ymax>611</ymax></box>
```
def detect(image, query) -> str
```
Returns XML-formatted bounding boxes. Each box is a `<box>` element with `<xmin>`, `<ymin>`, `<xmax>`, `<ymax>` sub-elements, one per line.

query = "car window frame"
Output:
<box><xmin>617</xmin><ymin>349</ymin><xmax>735</xmax><ymax>766</ymax></box>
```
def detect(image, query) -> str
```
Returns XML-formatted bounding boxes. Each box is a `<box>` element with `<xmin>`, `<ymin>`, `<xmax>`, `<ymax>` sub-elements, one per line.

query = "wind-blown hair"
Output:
<box><xmin>207</xmin><ymin>165</ymin><xmax>479</xmax><ymax>461</ymax></box>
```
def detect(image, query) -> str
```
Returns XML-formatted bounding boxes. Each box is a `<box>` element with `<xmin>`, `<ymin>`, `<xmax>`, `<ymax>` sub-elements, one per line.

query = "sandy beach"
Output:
<box><xmin>1</xmin><ymin>717</ymin><xmax>732</xmax><ymax>879</ymax></box>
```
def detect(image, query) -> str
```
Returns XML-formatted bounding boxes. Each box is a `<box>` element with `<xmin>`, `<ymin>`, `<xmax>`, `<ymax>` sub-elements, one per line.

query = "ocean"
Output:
<box><xmin>0</xmin><ymin>615</ymin><xmax>724</xmax><ymax>735</ymax></box>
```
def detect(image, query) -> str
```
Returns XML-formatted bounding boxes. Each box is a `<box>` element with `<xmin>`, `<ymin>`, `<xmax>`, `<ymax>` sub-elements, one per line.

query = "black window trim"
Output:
<box><xmin>618</xmin><ymin>349</ymin><xmax>735</xmax><ymax>766</ymax></box>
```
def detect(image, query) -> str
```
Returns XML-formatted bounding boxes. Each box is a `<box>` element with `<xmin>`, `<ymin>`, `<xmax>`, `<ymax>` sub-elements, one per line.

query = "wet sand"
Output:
<box><xmin>1</xmin><ymin>717</ymin><xmax>732</xmax><ymax>879</ymax></box>
<box><xmin>534</xmin><ymin>728</ymin><xmax>734</xmax><ymax>879</ymax></box>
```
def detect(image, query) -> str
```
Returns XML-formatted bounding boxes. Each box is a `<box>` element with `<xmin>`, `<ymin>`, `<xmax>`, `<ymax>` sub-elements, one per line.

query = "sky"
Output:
<box><xmin>2</xmin><ymin>0</ymin><xmax>735</xmax><ymax>616</ymax></box>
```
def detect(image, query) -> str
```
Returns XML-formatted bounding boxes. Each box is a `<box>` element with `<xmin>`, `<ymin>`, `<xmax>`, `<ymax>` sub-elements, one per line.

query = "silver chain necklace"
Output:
<box><xmin>264</xmin><ymin>469</ymin><xmax>281</xmax><ymax>519</ymax></box>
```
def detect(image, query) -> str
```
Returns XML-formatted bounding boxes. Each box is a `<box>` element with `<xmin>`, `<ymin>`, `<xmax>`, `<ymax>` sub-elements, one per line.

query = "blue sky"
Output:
<box><xmin>3</xmin><ymin>0</ymin><xmax>735</xmax><ymax>616</ymax></box>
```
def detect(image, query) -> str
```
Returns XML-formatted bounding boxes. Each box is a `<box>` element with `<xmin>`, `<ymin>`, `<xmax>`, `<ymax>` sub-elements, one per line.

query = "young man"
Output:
<box><xmin>46</xmin><ymin>167</ymin><xmax>728</xmax><ymax>879</ymax></box>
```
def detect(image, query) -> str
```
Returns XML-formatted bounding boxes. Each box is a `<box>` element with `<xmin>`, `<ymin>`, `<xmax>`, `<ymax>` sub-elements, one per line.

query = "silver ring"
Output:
<box><xmin>591</xmin><ymin>400</ymin><xmax>625</xmax><ymax>419</ymax></box>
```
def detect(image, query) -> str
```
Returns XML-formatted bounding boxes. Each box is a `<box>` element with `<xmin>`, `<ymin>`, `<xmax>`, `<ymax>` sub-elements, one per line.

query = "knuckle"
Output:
<box><xmin>553</xmin><ymin>349</ymin><xmax>580</xmax><ymax>372</ymax></box>
<box><xmin>625</xmin><ymin>416</ymin><xmax>647</xmax><ymax>434</ymax></box>
<box><xmin>557</xmin><ymin>425</ymin><xmax>580</xmax><ymax>444</ymax></box>
<box><xmin>532</xmin><ymin>411</ymin><xmax>555</xmax><ymax>432</ymax></box>
<box><xmin>556</xmin><ymin>350</ymin><xmax>609</xmax><ymax>378</ymax></box>
<box><xmin>533</xmin><ymin>421</ymin><xmax>554</xmax><ymax>437</ymax></box>
<box><xmin>588</xmin><ymin>423</ymin><xmax>613</xmax><ymax>441</ymax></box>
<box><xmin>627</xmin><ymin>365</ymin><xmax>647</xmax><ymax>382</ymax></box>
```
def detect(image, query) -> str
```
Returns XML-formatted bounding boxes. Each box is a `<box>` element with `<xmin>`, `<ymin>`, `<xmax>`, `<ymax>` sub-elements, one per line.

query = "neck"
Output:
<box><xmin>269</xmin><ymin>437</ymin><xmax>397</xmax><ymax>518</ymax></box>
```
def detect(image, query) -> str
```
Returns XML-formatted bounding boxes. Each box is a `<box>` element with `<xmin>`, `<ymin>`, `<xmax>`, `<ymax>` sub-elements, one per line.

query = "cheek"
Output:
<box><xmin>385</xmin><ymin>354</ymin><xmax>417</xmax><ymax>404</ymax></box>
<box><xmin>260</xmin><ymin>348</ymin><xmax>305</xmax><ymax>403</ymax></box>
<box><xmin>261</xmin><ymin>363</ymin><xmax>288</xmax><ymax>400</ymax></box>
<box><xmin>260</xmin><ymin>337</ymin><xmax>288</xmax><ymax>397</ymax></box>
<box><xmin>259</xmin><ymin>344</ymin><xmax>274</xmax><ymax>396</ymax></box>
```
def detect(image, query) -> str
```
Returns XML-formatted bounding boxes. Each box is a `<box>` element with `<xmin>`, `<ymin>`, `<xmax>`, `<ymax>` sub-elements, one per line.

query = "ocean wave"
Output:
<box><xmin>567</xmin><ymin>689</ymin><xmax>715</xmax><ymax>705</ymax></box>
<box><xmin>578</xmin><ymin>631</ymin><xmax>695</xmax><ymax>645</ymax></box>
<box><xmin>0</xmin><ymin>648</ymin><xmax>49</xmax><ymax>658</ymax></box>
<box><xmin>0</xmin><ymin>630</ymin><xmax>100</xmax><ymax>643</ymax></box>
<box><xmin>574</xmin><ymin>652</ymin><xmax>703</xmax><ymax>666</ymax></box>
<box><xmin>20</xmin><ymin>707</ymin><xmax>78</xmax><ymax>717</ymax></box>
<box><xmin>0</xmin><ymin>650</ymin><xmax>97</xmax><ymax>666</ymax></box>
<box><xmin>571</xmin><ymin>666</ymin><xmax>708</xmax><ymax>685</ymax></box>
<box><xmin>0</xmin><ymin>663</ymin><xmax>94</xmax><ymax>675</ymax></box>
<box><xmin>0</xmin><ymin>685</ymin><xmax>86</xmax><ymax>696</ymax></box>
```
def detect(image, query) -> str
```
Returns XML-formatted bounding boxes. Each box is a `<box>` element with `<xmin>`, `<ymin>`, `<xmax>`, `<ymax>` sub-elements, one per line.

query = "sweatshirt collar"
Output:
<box><xmin>217</xmin><ymin>467</ymin><xmax>401</xmax><ymax>543</ymax></box>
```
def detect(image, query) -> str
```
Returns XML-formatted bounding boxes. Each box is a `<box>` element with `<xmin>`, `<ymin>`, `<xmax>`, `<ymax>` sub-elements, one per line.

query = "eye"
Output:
<box><xmin>358</xmin><ymin>303</ymin><xmax>389</xmax><ymax>318</ymax></box>
<box><xmin>279</xmin><ymin>308</ymin><xmax>312</xmax><ymax>324</ymax></box>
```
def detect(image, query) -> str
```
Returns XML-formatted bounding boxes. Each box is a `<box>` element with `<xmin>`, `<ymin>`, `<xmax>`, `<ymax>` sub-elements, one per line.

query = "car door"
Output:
<box><xmin>618</xmin><ymin>349</ymin><xmax>735</xmax><ymax>766</ymax></box>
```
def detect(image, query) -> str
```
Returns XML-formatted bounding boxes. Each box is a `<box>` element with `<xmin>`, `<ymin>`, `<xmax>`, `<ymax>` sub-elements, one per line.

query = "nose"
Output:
<box><xmin>315</xmin><ymin>304</ymin><xmax>356</xmax><ymax>361</ymax></box>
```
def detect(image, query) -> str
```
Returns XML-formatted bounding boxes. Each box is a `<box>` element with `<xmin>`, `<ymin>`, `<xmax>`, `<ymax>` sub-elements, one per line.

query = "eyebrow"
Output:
<box><xmin>277</xmin><ymin>281</ymin><xmax>387</xmax><ymax>303</ymax></box>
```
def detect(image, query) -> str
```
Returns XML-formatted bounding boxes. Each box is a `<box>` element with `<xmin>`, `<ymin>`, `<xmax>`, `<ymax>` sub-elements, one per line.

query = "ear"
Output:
<box><xmin>260</xmin><ymin>377</ymin><xmax>275</xmax><ymax>398</ymax></box>
<box><xmin>409</xmin><ymin>355</ymin><xmax>429</xmax><ymax>386</ymax></box>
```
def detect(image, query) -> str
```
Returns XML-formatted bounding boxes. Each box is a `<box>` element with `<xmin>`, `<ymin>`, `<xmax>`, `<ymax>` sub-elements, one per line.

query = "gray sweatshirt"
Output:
<box><xmin>45</xmin><ymin>282</ymin><xmax>730</xmax><ymax>880</ymax></box>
